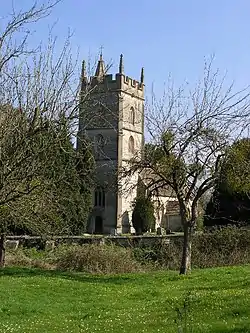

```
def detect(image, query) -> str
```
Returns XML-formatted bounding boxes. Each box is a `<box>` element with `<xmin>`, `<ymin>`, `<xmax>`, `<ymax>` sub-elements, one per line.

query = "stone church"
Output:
<box><xmin>77</xmin><ymin>54</ymin><xmax>182</xmax><ymax>234</ymax></box>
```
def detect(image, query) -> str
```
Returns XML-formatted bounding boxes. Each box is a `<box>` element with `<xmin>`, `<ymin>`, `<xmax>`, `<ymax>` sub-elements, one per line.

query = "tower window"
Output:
<box><xmin>94</xmin><ymin>187</ymin><xmax>105</xmax><ymax>207</ymax></box>
<box><xmin>129</xmin><ymin>107</ymin><xmax>135</xmax><ymax>125</ymax></box>
<box><xmin>128</xmin><ymin>136</ymin><xmax>135</xmax><ymax>154</ymax></box>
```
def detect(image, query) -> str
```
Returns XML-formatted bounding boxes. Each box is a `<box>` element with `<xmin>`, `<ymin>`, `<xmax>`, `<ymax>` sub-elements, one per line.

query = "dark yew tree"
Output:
<box><xmin>205</xmin><ymin>138</ymin><xmax>250</xmax><ymax>228</ymax></box>
<box><xmin>132</xmin><ymin>196</ymin><xmax>156</xmax><ymax>235</ymax></box>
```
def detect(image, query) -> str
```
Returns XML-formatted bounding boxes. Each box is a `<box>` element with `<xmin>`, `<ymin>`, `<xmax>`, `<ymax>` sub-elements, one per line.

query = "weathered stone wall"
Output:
<box><xmin>5</xmin><ymin>235</ymin><xmax>177</xmax><ymax>250</ymax></box>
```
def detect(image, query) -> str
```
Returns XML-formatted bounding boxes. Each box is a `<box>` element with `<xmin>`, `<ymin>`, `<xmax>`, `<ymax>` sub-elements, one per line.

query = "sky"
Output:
<box><xmin>2</xmin><ymin>0</ymin><xmax>250</xmax><ymax>97</ymax></box>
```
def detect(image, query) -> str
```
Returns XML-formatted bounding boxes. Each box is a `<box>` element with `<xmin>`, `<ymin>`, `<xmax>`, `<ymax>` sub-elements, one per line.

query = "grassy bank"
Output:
<box><xmin>0</xmin><ymin>265</ymin><xmax>249</xmax><ymax>332</ymax></box>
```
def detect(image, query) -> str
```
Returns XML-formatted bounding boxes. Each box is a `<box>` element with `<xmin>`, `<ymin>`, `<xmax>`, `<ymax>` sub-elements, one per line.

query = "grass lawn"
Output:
<box><xmin>0</xmin><ymin>266</ymin><xmax>249</xmax><ymax>332</ymax></box>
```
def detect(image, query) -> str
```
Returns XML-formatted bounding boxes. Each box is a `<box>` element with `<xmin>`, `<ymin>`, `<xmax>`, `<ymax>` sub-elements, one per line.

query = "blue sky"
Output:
<box><xmin>2</xmin><ymin>0</ymin><xmax>250</xmax><ymax>96</ymax></box>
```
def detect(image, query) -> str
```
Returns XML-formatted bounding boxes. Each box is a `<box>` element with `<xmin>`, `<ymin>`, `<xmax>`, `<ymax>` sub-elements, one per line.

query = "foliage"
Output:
<box><xmin>132</xmin><ymin>196</ymin><xmax>156</xmax><ymax>234</ymax></box>
<box><xmin>191</xmin><ymin>226</ymin><xmax>250</xmax><ymax>268</ymax></box>
<box><xmin>221</xmin><ymin>138</ymin><xmax>250</xmax><ymax>193</ymax></box>
<box><xmin>4</xmin><ymin>227</ymin><xmax>250</xmax><ymax>273</ymax></box>
<box><xmin>204</xmin><ymin>189</ymin><xmax>250</xmax><ymax>227</ymax></box>
<box><xmin>6</xmin><ymin>243</ymin><xmax>142</xmax><ymax>274</ymax></box>
<box><xmin>45</xmin><ymin>128</ymin><xmax>94</xmax><ymax>235</ymax></box>
<box><xmin>0</xmin><ymin>118</ymin><xmax>94</xmax><ymax>236</ymax></box>
<box><xmin>204</xmin><ymin>138</ymin><xmax>250</xmax><ymax>227</ymax></box>
<box><xmin>133</xmin><ymin>227</ymin><xmax>250</xmax><ymax>270</ymax></box>
<box><xmin>55</xmin><ymin>244</ymin><xmax>141</xmax><ymax>274</ymax></box>
<box><xmin>6</xmin><ymin>248</ymin><xmax>54</xmax><ymax>270</ymax></box>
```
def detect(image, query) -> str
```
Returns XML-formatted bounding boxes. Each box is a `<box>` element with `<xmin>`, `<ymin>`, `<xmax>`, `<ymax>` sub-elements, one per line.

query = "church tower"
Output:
<box><xmin>78</xmin><ymin>54</ymin><xmax>145</xmax><ymax>234</ymax></box>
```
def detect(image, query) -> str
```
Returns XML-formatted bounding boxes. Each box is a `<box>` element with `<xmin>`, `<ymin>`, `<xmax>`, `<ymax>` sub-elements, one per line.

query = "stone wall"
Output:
<box><xmin>4</xmin><ymin>235</ymin><xmax>179</xmax><ymax>250</ymax></box>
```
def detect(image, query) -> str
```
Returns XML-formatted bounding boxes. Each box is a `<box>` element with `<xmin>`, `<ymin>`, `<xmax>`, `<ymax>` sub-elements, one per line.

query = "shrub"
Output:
<box><xmin>133</xmin><ymin>241</ymin><xmax>181</xmax><ymax>270</ymax></box>
<box><xmin>133</xmin><ymin>227</ymin><xmax>250</xmax><ymax>270</ymax></box>
<box><xmin>54</xmin><ymin>244</ymin><xmax>142</xmax><ymax>274</ymax></box>
<box><xmin>4</xmin><ymin>227</ymin><xmax>250</xmax><ymax>273</ymax></box>
<box><xmin>132</xmin><ymin>196</ymin><xmax>156</xmax><ymax>234</ymax></box>
<box><xmin>5</xmin><ymin>248</ymin><xmax>55</xmax><ymax>270</ymax></box>
<box><xmin>191</xmin><ymin>226</ymin><xmax>250</xmax><ymax>268</ymax></box>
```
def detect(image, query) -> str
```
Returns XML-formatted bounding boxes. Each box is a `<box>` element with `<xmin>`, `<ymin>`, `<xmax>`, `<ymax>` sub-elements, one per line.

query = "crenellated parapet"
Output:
<box><xmin>122</xmin><ymin>75</ymin><xmax>144</xmax><ymax>91</ymax></box>
<box><xmin>81</xmin><ymin>54</ymin><xmax>144</xmax><ymax>98</ymax></box>
<box><xmin>87</xmin><ymin>73</ymin><xmax>143</xmax><ymax>91</ymax></box>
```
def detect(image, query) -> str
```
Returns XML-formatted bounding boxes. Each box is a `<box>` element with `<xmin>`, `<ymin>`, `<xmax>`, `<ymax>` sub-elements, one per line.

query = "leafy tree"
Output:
<box><xmin>5</xmin><ymin>123</ymin><xmax>94</xmax><ymax>236</ymax></box>
<box><xmin>204</xmin><ymin>190</ymin><xmax>250</xmax><ymax>227</ymax></box>
<box><xmin>204</xmin><ymin>139</ymin><xmax>250</xmax><ymax>227</ymax></box>
<box><xmin>221</xmin><ymin>138</ymin><xmax>250</xmax><ymax>194</ymax></box>
<box><xmin>0</xmin><ymin>115</ymin><xmax>94</xmax><ymax>233</ymax></box>
<box><xmin>52</xmin><ymin>130</ymin><xmax>94</xmax><ymax>235</ymax></box>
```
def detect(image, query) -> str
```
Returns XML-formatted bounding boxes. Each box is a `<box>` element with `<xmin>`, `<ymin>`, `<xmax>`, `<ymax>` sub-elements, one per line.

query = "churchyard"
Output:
<box><xmin>1</xmin><ymin>1</ymin><xmax>250</xmax><ymax>332</ymax></box>
<box><xmin>0</xmin><ymin>227</ymin><xmax>249</xmax><ymax>332</ymax></box>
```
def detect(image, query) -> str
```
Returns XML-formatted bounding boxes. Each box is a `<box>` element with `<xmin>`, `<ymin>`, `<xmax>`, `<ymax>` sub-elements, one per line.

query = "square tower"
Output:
<box><xmin>78</xmin><ymin>54</ymin><xmax>145</xmax><ymax>234</ymax></box>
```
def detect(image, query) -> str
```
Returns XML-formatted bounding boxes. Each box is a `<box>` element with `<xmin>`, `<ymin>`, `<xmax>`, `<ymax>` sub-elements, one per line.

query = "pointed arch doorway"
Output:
<box><xmin>94</xmin><ymin>216</ymin><xmax>103</xmax><ymax>234</ymax></box>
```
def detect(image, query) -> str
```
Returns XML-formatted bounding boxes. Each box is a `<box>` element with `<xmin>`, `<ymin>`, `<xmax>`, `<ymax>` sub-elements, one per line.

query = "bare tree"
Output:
<box><xmin>0</xmin><ymin>1</ymin><xmax>62</xmax><ymax>72</ymax></box>
<box><xmin>0</xmin><ymin>1</ymin><xmax>96</xmax><ymax>266</ymax></box>
<box><xmin>122</xmin><ymin>59</ymin><xmax>250</xmax><ymax>274</ymax></box>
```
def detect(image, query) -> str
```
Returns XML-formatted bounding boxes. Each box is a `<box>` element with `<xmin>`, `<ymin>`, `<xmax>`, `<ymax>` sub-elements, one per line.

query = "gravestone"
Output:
<box><xmin>5</xmin><ymin>240</ymin><xmax>19</xmax><ymax>250</ymax></box>
<box><xmin>45</xmin><ymin>240</ymin><xmax>55</xmax><ymax>251</ymax></box>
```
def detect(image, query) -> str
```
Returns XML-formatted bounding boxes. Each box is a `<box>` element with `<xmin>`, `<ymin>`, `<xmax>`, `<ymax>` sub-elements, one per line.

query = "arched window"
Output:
<box><xmin>94</xmin><ymin>187</ymin><xmax>105</xmax><ymax>207</ymax></box>
<box><xmin>95</xmin><ymin>134</ymin><xmax>105</xmax><ymax>155</ymax></box>
<box><xmin>129</xmin><ymin>107</ymin><xmax>135</xmax><ymax>125</ymax></box>
<box><xmin>128</xmin><ymin>136</ymin><xmax>135</xmax><ymax>154</ymax></box>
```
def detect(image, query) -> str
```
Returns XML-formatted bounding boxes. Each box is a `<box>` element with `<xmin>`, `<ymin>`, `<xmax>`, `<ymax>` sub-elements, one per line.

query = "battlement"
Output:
<box><xmin>81</xmin><ymin>54</ymin><xmax>144</xmax><ymax>97</ymax></box>
<box><xmin>123</xmin><ymin>75</ymin><xmax>144</xmax><ymax>90</ymax></box>
<box><xmin>88</xmin><ymin>73</ymin><xmax>144</xmax><ymax>92</ymax></box>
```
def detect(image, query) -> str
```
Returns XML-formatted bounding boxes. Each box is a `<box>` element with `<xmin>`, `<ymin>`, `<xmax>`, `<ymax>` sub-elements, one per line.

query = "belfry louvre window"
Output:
<box><xmin>94</xmin><ymin>187</ymin><xmax>105</xmax><ymax>207</ymax></box>
<box><xmin>129</xmin><ymin>107</ymin><xmax>135</xmax><ymax>125</ymax></box>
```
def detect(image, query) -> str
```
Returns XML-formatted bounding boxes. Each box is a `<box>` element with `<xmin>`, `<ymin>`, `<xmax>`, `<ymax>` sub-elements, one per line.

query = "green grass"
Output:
<box><xmin>0</xmin><ymin>266</ymin><xmax>249</xmax><ymax>332</ymax></box>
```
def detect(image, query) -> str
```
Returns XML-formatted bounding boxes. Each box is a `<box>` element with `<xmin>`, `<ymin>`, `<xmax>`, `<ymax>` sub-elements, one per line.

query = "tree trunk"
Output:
<box><xmin>179</xmin><ymin>223</ymin><xmax>192</xmax><ymax>275</ymax></box>
<box><xmin>0</xmin><ymin>233</ymin><xmax>6</xmax><ymax>268</ymax></box>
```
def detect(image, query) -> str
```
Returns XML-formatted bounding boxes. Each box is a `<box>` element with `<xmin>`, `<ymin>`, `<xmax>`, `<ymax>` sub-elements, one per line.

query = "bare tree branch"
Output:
<box><xmin>121</xmin><ymin>57</ymin><xmax>250</xmax><ymax>274</ymax></box>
